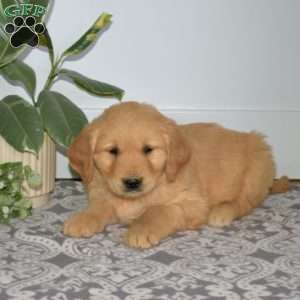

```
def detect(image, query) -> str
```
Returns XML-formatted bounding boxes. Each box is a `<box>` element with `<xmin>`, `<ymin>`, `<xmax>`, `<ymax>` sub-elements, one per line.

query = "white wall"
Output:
<box><xmin>1</xmin><ymin>0</ymin><xmax>300</xmax><ymax>177</ymax></box>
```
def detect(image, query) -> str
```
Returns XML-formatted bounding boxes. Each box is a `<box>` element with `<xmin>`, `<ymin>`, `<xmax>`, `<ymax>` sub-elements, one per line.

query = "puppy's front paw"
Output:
<box><xmin>124</xmin><ymin>224</ymin><xmax>161</xmax><ymax>249</ymax></box>
<box><xmin>63</xmin><ymin>212</ymin><xmax>103</xmax><ymax>238</ymax></box>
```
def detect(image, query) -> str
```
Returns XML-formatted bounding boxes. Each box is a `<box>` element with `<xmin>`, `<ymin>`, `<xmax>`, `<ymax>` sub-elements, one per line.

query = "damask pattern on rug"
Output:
<box><xmin>0</xmin><ymin>181</ymin><xmax>300</xmax><ymax>300</ymax></box>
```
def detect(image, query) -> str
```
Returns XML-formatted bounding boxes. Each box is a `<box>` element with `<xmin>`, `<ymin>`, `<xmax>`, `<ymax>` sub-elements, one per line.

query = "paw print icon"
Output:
<box><xmin>4</xmin><ymin>16</ymin><xmax>45</xmax><ymax>48</ymax></box>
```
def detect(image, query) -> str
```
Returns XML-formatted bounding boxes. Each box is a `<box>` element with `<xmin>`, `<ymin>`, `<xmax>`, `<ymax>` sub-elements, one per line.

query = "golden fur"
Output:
<box><xmin>64</xmin><ymin>101</ymin><xmax>278</xmax><ymax>248</ymax></box>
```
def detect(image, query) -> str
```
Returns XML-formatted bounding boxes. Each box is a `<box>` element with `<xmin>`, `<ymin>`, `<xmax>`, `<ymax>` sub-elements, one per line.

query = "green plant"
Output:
<box><xmin>0</xmin><ymin>9</ymin><xmax>124</xmax><ymax>154</ymax></box>
<box><xmin>0</xmin><ymin>162</ymin><xmax>41</xmax><ymax>223</ymax></box>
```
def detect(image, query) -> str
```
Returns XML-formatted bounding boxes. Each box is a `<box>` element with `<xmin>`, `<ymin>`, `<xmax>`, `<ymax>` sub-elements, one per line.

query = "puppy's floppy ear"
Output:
<box><xmin>164</xmin><ymin>120</ymin><xmax>190</xmax><ymax>182</ymax></box>
<box><xmin>68</xmin><ymin>126</ymin><xmax>98</xmax><ymax>184</ymax></box>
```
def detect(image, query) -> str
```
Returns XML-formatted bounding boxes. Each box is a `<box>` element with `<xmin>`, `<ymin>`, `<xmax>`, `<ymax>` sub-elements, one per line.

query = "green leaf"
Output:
<box><xmin>0</xmin><ymin>95</ymin><xmax>44</xmax><ymax>153</ymax></box>
<box><xmin>38</xmin><ymin>26</ymin><xmax>54</xmax><ymax>66</ymax></box>
<box><xmin>24</xmin><ymin>165</ymin><xmax>42</xmax><ymax>188</ymax></box>
<box><xmin>0</xmin><ymin>194</ymin><xmax>13</xmax><ymax>206</ymax></box>
<box><xmin>0</xmin><ymin>162</ymin><xmax>23</xmax><ymax>181</ymax></box>
<box><xmin>38</xmin><ymin>90</ymin><xmax>88</xmax><ymax>147</ymax></box>
<box><xmin>0</xmin><ymin>161</ymin><xmax>33</xmax><ymax>223</ymax></box>
<box><xmin>0</xmin><ymin>58</ymin><xmax>36</xmax><ymax>98</ymax></box>
<box><xmin>62</xmin><ymin>12</ymin><xmax>112</xmax><ymax>59</ymax></box>
<box><xmin>59</xmin><ymin>69</ymin><xmax>124</xmax><ymax>100</ymax></box>
<box><xmin>0</xmin><ymin>0</ymin><xmax>51</xmax><ymax>68</ymax></box>
<box><xmin>0</xmin><ymin>0</ymin><xmax>26</xmax><ymax>67</ymax></box>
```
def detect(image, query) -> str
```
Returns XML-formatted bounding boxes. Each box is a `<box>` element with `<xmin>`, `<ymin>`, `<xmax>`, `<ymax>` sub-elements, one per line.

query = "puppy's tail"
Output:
<box><xmin>270</xmin><ymin>176</ymin><xmax>289</xmax><ymax>194</ymax></box>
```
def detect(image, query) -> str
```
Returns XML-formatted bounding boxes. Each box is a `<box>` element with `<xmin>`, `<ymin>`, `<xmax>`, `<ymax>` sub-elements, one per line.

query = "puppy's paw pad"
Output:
<box><xmin>208</xmin><ymin>206</ymin><xmax>235</xmax><ymax>227</ymax></box>
<box><xmin>208</xmin><ymin>215</ymin><xmax>233</xmax><ymax>227</ymax></box>
<box><xmin>124</xmin><ymin>226</ymin><xmax>160</xmax><ymax>249</ymax></box>
<box><xmin>63</xmin><ymin>213</ymin><xmax>102</xmax><ymax>238</ymax></box>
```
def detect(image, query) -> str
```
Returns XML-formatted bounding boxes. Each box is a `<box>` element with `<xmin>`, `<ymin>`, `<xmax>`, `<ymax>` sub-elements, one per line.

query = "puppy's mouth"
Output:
<box><xmin>122</xmin><ymin>186</ymin><xmax>144</xmax><ymax>198</ymax></box>
<box><xmin>116</xmin><ymin>185</ymin><xmax>152</xmax><ymax>199</ymax></box>
<box><xmin>124</xmin><ymin>187</ymin><xmax>142</xmax><ymax>193</ymax></box>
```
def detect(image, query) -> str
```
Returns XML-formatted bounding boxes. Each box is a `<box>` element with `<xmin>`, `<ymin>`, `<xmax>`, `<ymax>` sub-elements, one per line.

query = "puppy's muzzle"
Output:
<box><xmin>122</xmin><ymin>177</ymin><xmax>143</xmax><ymax>192</ymax></box>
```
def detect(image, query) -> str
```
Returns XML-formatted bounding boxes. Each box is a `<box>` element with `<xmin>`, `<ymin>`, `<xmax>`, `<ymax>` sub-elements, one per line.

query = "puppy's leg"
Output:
<box><xmin>64</xmin><ymin>200</ymin><xmax>115</xmax><ymax>238</ymax></box>
<box><xmin>208</xmin><ymin>170</ymin><xmax>272</xmax><ymax>228</ymax></box>
<box><xmin>209</xmin><ymin>136</ymin><xmax>275</xmax><ymax>227</ymax></box>
<box><xmin>125</xmin><ymin>198</ymin><xmax>209</xmax><ymax>249</ymax></box>
<box><xmin>124</xmin><ymin>205</ymin><xmax>185</xmax><ymax>249</ymax></box>
<box><xmin>207</xmin><ymin>172</ymin><xmax>272</xmax><ymax>228</ymax></box>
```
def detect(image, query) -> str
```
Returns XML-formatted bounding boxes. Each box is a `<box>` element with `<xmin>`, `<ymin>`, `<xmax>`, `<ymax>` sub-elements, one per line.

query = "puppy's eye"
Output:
<box><xmin>143</xmin><ymin>145</ymin><xmax>153</xmax><ymax>155</ymax></box>
<box><xmin>108</xmin><ymin>147</ymin><xmax>119</xmax><ymax>156</ymax></box>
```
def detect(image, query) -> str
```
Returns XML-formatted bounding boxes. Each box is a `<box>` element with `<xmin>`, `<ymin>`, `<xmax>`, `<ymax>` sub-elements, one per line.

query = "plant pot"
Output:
<box><xmin>0</xmin><ymin>134</ymin><xmax>56</xmax><ymax>208</ymax></box>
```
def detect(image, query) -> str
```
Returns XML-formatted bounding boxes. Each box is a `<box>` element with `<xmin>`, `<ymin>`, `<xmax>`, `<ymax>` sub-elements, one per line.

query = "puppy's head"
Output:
<box><xmin>68</xmin><ymin>102</ymin><xmax>190</xmax><ymax>198</ymax></box>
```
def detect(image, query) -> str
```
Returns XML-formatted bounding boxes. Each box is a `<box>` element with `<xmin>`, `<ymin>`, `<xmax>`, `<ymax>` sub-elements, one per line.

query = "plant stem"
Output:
<box><xmin>31</xmin><ymin>95</ymin><xmax>36</xmax><ymax>106</ymax></box>
<box><xmin>43</xmin><ymin>55</ymin><xmax>64</xmax><ymax>91</ymax></box>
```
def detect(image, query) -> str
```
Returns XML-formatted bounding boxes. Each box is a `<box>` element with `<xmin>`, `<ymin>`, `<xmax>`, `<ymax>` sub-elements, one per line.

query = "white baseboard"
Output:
<box><xmin>57</xmin><ymin>108</ymin><xmax>300</xmax><ymax>178</ymax></box>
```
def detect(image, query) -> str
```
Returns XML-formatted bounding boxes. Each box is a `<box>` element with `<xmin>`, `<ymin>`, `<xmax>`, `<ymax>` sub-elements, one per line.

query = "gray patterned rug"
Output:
<box><xmin>0</xmin><ymin>181</ymin><xmax>300</xmax><ymax>300</ymax></box>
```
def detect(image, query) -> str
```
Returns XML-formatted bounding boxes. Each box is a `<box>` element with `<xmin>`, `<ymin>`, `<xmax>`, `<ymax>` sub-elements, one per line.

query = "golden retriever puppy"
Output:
<box><xmin>64</xmin><ymin>101</ymin><xmax>280</xmax><ymax>248</ymax></box>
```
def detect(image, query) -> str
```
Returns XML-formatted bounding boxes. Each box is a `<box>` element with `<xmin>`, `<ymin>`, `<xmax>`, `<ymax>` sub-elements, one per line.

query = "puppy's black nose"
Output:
<box><xmin>122</xmin><ymin>177</ymin><xmax>143</xmax><ymax>191</ymax></box>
